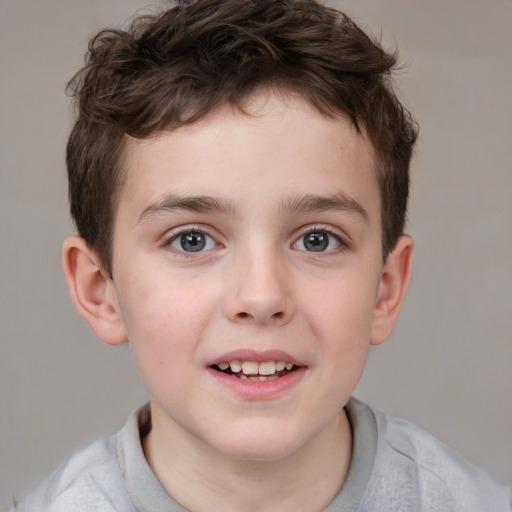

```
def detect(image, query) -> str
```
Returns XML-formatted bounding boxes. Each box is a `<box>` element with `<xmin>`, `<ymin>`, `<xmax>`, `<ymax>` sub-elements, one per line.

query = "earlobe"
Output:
<box><xmin>62</xmin><ymin>236</ymin><xmax>128</xmax><ymax>346</ymax></box>
<box><xmin>370</xmin><ymin>235</ymin><xmax>413</xmax><ymax>346</ymax></box>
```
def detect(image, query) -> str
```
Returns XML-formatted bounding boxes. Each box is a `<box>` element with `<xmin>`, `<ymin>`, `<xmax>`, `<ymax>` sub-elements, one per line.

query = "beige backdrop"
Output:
<box><xmin>1</xmin><ymin>0</ymin><xmax>511</xmax><ymax>506</ymax></box>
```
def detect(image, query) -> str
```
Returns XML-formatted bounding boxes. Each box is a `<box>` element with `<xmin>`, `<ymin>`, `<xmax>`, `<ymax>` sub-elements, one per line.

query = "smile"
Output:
<box><xmin>212</xmin><ymin>360</ymin><xmax>298</xmax><ymax>381</ymax></box>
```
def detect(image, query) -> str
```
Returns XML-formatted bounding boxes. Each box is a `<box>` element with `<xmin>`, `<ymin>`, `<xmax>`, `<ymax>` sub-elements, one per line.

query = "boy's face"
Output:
<box><xmin>108</xmin><ymin>92</ymin><xmax>392</xmax><ymax>460</ymax></box>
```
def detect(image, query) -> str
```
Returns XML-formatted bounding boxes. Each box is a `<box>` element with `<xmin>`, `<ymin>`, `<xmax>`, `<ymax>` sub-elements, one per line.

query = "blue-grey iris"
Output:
<box><xmin>303</xmin><ymin>232</ymin><xmax>328</xmax><ymax>252</ymax></box>
<box><xmin>180</xmin><ymin>232</ymin><xmax>206</xmax><ymax>252</ymax></box>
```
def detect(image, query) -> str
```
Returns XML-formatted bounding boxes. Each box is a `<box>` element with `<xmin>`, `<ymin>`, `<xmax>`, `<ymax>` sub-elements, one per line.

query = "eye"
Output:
<box><xmin>170</xmin><ymin>231</ymin><xmax>217</xmax><ymax>253</ymax></box>
<box><xmin>294</xmin><ymin>230</ymin><xmax>341</xmax><ymax>252</ymax></box>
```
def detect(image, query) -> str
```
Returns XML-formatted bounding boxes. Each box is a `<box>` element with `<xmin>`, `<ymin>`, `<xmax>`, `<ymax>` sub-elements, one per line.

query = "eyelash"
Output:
<box><xmin>292</xmin><ymin>225</ymin><xmax>348</xmax><ymax>254</ymax></box>
<box><xmin>162</xmin><ymin>226</ymin><xmax>220</xmax><ymax>258</ymax></box>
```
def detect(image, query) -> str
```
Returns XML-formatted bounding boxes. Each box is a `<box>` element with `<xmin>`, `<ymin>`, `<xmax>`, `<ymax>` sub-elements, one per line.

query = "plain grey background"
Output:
<box><xmin>1</xmin><ymin>0</ymin><xmax>511</xmax><ymax>507</ymax></box>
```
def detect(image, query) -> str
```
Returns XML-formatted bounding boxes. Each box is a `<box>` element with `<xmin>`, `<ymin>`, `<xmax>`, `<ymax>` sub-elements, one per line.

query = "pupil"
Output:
<box><xmin>180</xmin><ymin>232</ymin><xmax>206</xmax><ymax>252</ymax></box>
<box><xmin>304</xmin><ymin>232</ymin><xmax>328</xmax><ymax>252</ymax></box>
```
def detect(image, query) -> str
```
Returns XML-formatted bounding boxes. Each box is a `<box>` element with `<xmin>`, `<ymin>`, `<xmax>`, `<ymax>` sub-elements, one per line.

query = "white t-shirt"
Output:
<box><xmin>10</xmin><ymin>398</ymin><xmax>511</xmax><ymax>511</ymax></box>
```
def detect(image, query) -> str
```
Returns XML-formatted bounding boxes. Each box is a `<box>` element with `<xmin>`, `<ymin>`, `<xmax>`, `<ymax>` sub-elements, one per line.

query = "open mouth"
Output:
<box><xmin>211</xmin><ymin>360</ymin><xmax>299</xmax><ymax>381</ymax></box>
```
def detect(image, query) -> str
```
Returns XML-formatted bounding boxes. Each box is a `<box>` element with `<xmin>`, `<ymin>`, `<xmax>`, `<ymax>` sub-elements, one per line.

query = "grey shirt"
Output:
<box><xmin>11</xmin><ymin>398</ymin><xmax>511</xmax><ymax>511</ymax></box>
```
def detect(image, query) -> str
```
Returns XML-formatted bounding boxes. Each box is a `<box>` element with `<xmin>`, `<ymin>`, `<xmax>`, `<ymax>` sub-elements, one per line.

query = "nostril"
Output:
<box><xmin>232</xmin><ymin>309</ymin><xmax>289</xmax><ymax>322</ymax></box>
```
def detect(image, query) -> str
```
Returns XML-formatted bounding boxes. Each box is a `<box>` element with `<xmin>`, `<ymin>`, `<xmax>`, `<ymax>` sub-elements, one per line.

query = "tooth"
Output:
<box><xmin>242</xmin><ymin>361</ymin><xmax>259</xmax><ymax>375</ymax></box>
<box><xmin>239</xmin><ymin>374</ymin><xmax>248</xmax><ymax>380</ymax></box>
<box><xmin>259</xmin><ymin>361</ymin><xmax>276</xmax><ymax>375</ymax></box>
<box><xmin>229</xmin><ymin>360</ymin><xmax>242</xmax><ymax>373</ymax></box>
<box><xmin>258</xmin><ymin>375</ymin><xmax>279</xmax><ymax>381</ymax></box>
<box><xmin>276</xmin><ymin>361</ymin><xmax>286</xmax><ymax>371</ymax></box>
<box><xmin>285</xmin><ymin>363</ymin><xmax>294</xmax><ymax>370</ymax></box>
<box><xmin>218</xmin><ymin>362</ymin><xmax>229</xmax><ymax>371</ymax></box>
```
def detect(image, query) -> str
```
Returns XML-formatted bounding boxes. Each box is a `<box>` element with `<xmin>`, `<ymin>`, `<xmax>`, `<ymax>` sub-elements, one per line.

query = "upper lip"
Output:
<box><xmin>207</xmin><ymin>349</ymin><xmax>305</xmax><ymax>367</ymax></box>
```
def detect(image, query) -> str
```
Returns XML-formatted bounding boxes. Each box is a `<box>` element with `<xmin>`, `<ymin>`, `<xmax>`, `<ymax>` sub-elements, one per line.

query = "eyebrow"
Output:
<box><xmin>280</xmin><ymin>193</ymin><xmax>369</xmax><ymax>222</ymax></box>
<box><xmin>138</xmin><ymin>194</ymin><xmax>236</xmax><ymax>223</ymax></box>
<box><xmin>137</xmin><ymin>191</ymin><xmax>369</xmax><ymax>224</ymax></box>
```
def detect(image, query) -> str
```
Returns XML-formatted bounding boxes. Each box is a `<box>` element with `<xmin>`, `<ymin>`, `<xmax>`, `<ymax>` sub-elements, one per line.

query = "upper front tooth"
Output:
<box><xmin>229</xmin><ymin>360</ymin><xmax>242</xmax><ymax>373</ymax></box>
<box><xmin>276</xmin><ymin>361</ymin><xmax>286</xmax><ymax>371</ymax></box>
<box><xmin>241</xmin><ymin>361</ymin><xmax>259</xmax><ymax>375</ymax></box>
<box><xmin>228</xmin><ymin>360</ymin><xmax>294</xmax><ymax>375</ymax></box>
<box><xmin>259</xmin><ymin>361</ymin><xmax>276</xmax><ymax>375</ymax></box>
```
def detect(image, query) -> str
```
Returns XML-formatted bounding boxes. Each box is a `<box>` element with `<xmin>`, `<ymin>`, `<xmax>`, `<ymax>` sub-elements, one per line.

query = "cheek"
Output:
<box><xmin>307</xmin><ymin>277</ymin><xmax>378</xmax><ymax>339</ymax></box>
<box><xmin>114</xmin><ymin>274</ymin><xmax>218</xmax><ymax>376</ymax></box>
<box><xmin>301</xmin><ymin>273</ymin><xmax>379</xmax><ymax>382</ymax></box>
<box><xmin>117</xmin><ymin>287</ymin><xmax>205</xmax><ymax>405</ymax></box>
<box><xmin>306</xmin><ymin>286</ymin><xmax>376</xmax><ymax>407</ymax></box>
<box><xmin>117</xmin><ymin>266</ymin><xmax>213</xmax><ymax>332</ymax></box>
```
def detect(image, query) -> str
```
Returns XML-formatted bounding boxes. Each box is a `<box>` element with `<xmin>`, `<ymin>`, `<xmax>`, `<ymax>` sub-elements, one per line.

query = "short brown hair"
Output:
<box><xmin>66</xmin><ymin>0</ymin><xmax>418</xmax><ymax>274</ymax></box>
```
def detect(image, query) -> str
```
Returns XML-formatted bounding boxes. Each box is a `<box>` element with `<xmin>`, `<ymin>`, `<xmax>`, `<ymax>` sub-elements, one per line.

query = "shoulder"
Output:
<box><xmin>10</xmin><ymin>434</ymin><xmax>135</xmax><ymax>512</ymax></box>
<box><xmin>363</xmin><ymin>405</ymin><xmax>511</xmax><ymax>512</ymax></box>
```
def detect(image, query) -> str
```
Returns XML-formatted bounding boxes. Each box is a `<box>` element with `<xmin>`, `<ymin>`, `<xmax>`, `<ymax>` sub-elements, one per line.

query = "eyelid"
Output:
<box><xmin>292</xmin><ymin>224</ymin><xmax>349</xmax><ymax>252</ymax></box>
<box><xmin>171</xmin><ymin>231</ymin><xmax>216</xmax><ymax>252</ymax></box>
<box><xmin>162</xmin><ymin>225</ymin><xmax>223</xmax><ymax>254</ymax></box>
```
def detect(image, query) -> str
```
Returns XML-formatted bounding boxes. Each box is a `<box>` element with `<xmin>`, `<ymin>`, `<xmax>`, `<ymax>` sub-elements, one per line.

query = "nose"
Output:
<box><xmin>223</xmin><ymin>248</ymin><xmax>295</xmax><ymax>326</ymax></box>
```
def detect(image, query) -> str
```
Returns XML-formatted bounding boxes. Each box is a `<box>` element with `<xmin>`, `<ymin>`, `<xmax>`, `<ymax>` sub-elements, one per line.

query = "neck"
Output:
<box><xmin>143</xmin><ymin>407</ymin><xmax>352</xmax><ymax>512</ymax></box>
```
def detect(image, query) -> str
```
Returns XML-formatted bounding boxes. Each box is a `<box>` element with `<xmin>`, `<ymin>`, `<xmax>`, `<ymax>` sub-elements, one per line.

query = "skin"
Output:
<box><xmin>63</xmin><ymin>90</ymin><xmax>413</xmax><ymax>511</ymax></box>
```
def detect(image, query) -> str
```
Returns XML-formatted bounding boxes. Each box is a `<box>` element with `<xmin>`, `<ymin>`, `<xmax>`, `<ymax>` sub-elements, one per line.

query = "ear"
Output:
<box><xmin>62</xmin><ymin>236</ymin><xmax>128</xmax><ymax>346</ymax></box>
<box><xmin>370</xmin><ymin>235</ymin><xmax>413</xmax><ymax>346</ymax></box>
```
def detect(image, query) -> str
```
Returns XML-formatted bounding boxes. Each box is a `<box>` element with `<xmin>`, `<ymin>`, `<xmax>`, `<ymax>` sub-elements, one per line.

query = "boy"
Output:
<box><xmin>11</xmin><ymin>0</ymin><xmax>511</xmax><ymax>510</ymax></box>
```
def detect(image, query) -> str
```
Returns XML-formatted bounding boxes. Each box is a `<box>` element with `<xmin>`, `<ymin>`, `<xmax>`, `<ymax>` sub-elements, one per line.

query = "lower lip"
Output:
<box><xmin>206</xmin><ymin>367</ymin><xmax>306</xmax><ymax>400</ymax></box>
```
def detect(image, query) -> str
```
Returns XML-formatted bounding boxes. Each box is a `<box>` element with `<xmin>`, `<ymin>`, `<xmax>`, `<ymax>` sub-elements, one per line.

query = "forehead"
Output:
<box><xmin>118</xmin><ymin>91</ymin><xmax>379</xmax><ymax>222</ymax></box>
